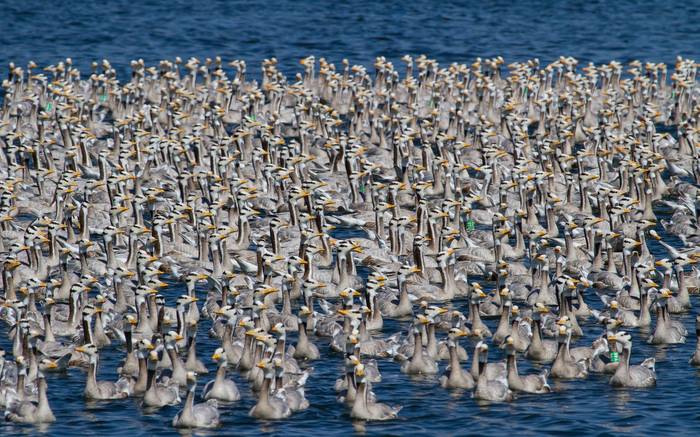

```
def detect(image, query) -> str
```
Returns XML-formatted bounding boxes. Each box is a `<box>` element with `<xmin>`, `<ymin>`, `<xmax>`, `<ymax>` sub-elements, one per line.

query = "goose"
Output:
<box><xmin>271</xmin><ymin>358</ymin><xmax>310</xmax><ymax>412</ymax></box>
<box><xmin>648</xmin><ymin>289</ymin><xmax>687</xmax><ymax>344</ymax></box>
<box><xmin>508</xmin><ymin>308</ymin><xmax>532</xmax><ymax>352</ymax></box>
<box><xmin>130</xmin><ymin>340</ymin><xmax>155</xmax><ymax>396</ymax></box>
<box><xmin>473</xmin><ymin>343</ymin><xmax>513</xmax><ymax>402</ymax></box>
<box><xmin>4</xmin><ymin>372</ymin><xmax>55</xmax><ymax>424</ymax></box>
<box><xmin>400</xmin><ymin>325</ymin><xmax>439</xmax><ymax>375</ymax></box>
<box><xmin>439</xmin><ymin>328</ymin><xmax>474</xmax><ymax>389</ymax></box>
<box><xmin>249</xmin><ymin>360</ymin><xmax>291</xmax><ymax>420</ymax></box>
<box><xmin>172</xmin><ymin>372</ymin><xmax>220</xmax><ymax>429</ymax></box>
<box><xmin>609</xmin><ymin>332</ymin><xmax>656</xmax><ymax>388</ymax></box>
<box><xmin>143</xmin><ymin>350</ymin><xmax>180</xmax><ymax>408</ymax></box>
<box><xmin>270</xmin><ymin>322</ymin><xmax>302</xmax><ymax>374</ymax></box>
<box><xmin>665</xmin><ymin>264</ymin><xmax>692</xmax><ymax>313</ymax></box>
<box><xmin>293</xmin><ymin>307</ymin><xmax>320</xmax><ymax>360</ymax></box>
<box><xmin>378</xmin><ymin>264</ymin><xmax>419</xmax><ymax>318</ymax></box>
<box><xmin>503</xmin><ymin>336</ymin><xmax>551</xmax><ymax>394</ymax></box>
<box><xmin>118</xmin><ymin>315</ymin><xmax>139</xmax><ymax>377</ymax></box>
<box><xmin>525</xmin><ymin>305</ymin><xmax>558</xmax><ymax>363</ymax></box>
<box><xmin>492</xmin><ymin>294</ymin><xmax>513</xmax><ymax>345</ymax></box>
<box><xmin>467</xmin><ymin>287</ymin><xmax>492</xmax><ymax>337</ymax></box>
<box><xmin>470</xmin><ymin>341</ymin><xmax>506</xmax><ymax>381</ymax></box>
<box><xmin>436</xmin><ymin>312</ymin><xmax>470</xmax><ymax>361</ymax></box>
<box><xmin>551</xmin><ymin>323</ymin><xmax>589</xmax><ymax>379</ymax></box>
<box><xmin>75</xmin><ymin>344</ymin><xmax>130</xmax><ymax>400</ymax></box>
<box><xmin>203</xmin><ymin>348</ymin><xmax>241</xmax><ymax>402</ymax></box>
<box><xmin>350</xmin><ymin>363</ymin><xmax>401</xmax><ymax>421</ymax></box>
<box><xmin>0</xmin><ymin>356</ymin><xmax>30</xmax><ymax>408</ymax></box>
<box><xmin>184</xmin><ymin>328</ymin><xmax>209</xmax><ymax>374</ymax></box>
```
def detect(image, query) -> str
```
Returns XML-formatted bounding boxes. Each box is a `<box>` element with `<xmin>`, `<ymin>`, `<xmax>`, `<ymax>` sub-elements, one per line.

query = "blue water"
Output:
<box><xmin>2</xmin><ymin>1</ymin><xmax>700</xmax><ymax>435</ymax></box>
<box><xmin>2</xmin><ymin>0</ymin><xmax>698</xmax><ymax>79</ymax></box>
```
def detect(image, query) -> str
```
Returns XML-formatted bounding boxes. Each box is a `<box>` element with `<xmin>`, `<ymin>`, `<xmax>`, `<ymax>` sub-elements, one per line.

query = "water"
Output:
<box><xmin>1</xmin><ymin>1</ymin><xmax>700</xmax><ymax>435</ymax></box>
<box><xmin>1</xmin><ymin>0</ymin><xmax>699</xmax><ymax>79</ymax></box>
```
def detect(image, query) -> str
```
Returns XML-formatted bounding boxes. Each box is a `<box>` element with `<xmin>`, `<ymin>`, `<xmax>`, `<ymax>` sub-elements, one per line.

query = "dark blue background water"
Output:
<box><xmin>2</xmin><ymin>1</ymin><xmax>700</xmax><ymax>435</ymax></box>
<box><xmin>2</xmin><ymin>0</ymin><xmax>699</xmax><ymax>79</ymax></box>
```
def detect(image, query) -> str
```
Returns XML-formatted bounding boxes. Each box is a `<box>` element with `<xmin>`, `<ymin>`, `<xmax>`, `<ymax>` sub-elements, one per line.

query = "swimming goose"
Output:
<box><xmin>335</xmin><ymin>354</ymin><xmax>367</xmax><ymax>403</ymax></box>
<box><xmin>159</xmin><ymin>331</ymin><xmax>187</xmax><ymax>387</ymax></box>
<box><xmin>436</xmin><ymin>311</ymin><xmax>470</xmax><ymax>361</ymax></box>
<box><xmin>203</xmin><ymin>348</ymin><xmax>241</xmax><ymax>402</ymax></box>
<box><xmin>473</xmin><ymin>343</ymin><xmax>513</xmax><ymax>402</ymax></box>
<box><xmin>378</xmin><ymin>264</ymin><xmax>419</xmax><ymax>318</ymax></box>
<box><xmin>271</xmin><ymin>358</ymin><xmax>310</xmax><ymax>412</ymax></box>
<box><xmin>117</xmin><ymin>314</ymin><xmax>139</xmax><ymax>377</ymax></box>
<box><xmin>551</xmin><ymin>323</ymin><xmax>588</xmax><ymax>379</ymax></box>
<box><xmin>665</xmin><ymin>264</ymin><xmax>691</xmax><ymax>313</ymax></box>
<box><xmin>350</xmin><ymin>363</ymin><xmax>401</xmax><ymax>421</ymax></box>
<box><xmin>439</xmin><ymin>328</ymin><xmax>474</xmax><ymax>389</ymax></box>
<box><xmin>130</xmin><ymin>340</ymin><xmax>155</xmax><ymax>396</ymax></box>
<box><xmin>648</xmin><ymin>289</ymin><xmax>687</xmax><ymax>344</ymax></box>
<box><xmin>609</xmin><ymin>332</ymin><xmax>656</xmax><ymax>388</ymax></box>
<box><xmin>88</xmin><ymin>304</ymin><xmax>111</xmax><ymax>348</ymax></box>
<box><xmin>492</xmin><ymin>293</ymin><xmax>513</xmax><ymax>345</ymax></box>
<box><xmin>400</xmin><ymin>324</ymin><xmax>439</xmax><ymax>375</ymax></box>
<box><xmin>4</xmin><ymin>372</ymin><xmax>55</xmax><ymax>424</ymax></box>
<box><xmin>172</xmin><ymin>372</ymin><xmax>220</xmax><ymax>429</ymax></box>
<box><xmin>184</xmin><ymin>327</ymin><xmax>209</xmax><ymax>374</ymax></box>
<box><xmin>249</xmin><ymin>360</ymin><xmax>291</xmax><ymax>419</ymax></box>
<box><xmin>75</xmin><ymin>344</ymin><xmax>129</xmax><ymax>400</ymax></box>
<box><xmin>508</xmin><ymin>308</ymin><xmax>532</xmax><ymax>352</ymax></box>
<box><xmin>470</xmin><ymin>341</ymin><xmax>506</xmax><ymax>380</ymax></box>
<box><xmin>143</xmin><ymin>350</ymin><xmax>180</xmax><ymax>408</ymax></box>
<box><xmin>525</xmin><ymin>305</ymin><xmax>558</xmax><ymax>363</ymax></box>
<box><xmin>503</xmin><ymin>336</ymin><xmax>551</xmax><ymax>394</ymax></box>
<box><xmin>270</xmin><ymin>322</ymin><xmax>302</xmax><ymax>374</ymax></box>
<box><xmin>467</xmin><ymin>287</ymin><xmax>492</xmax><ymax>337</ymax></box>
<box><xmin>293</xmin><ymin>307</ymin><xmax>320</xmax><ymax>360</ymax></box>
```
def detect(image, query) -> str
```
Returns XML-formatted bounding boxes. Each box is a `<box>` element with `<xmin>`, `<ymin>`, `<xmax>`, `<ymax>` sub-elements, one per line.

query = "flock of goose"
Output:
<box><xmin>0</xmin><ymin>54</ymin><xmax>699</xmax><ymax>428</ymax></box>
